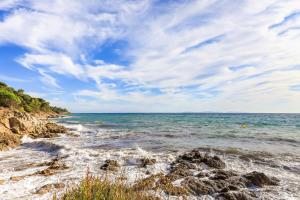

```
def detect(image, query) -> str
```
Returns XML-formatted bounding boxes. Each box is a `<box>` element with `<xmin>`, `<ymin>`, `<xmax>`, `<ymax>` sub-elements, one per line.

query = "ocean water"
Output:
<box><xmin>59</xmin><ymin>113</ymin><xmax>300</xmax><ymax>154</ymax></box>
<box><xmin>0</xmin><ymin>113</ymin><xmax>300</xmax><ymax>199</ymax></box>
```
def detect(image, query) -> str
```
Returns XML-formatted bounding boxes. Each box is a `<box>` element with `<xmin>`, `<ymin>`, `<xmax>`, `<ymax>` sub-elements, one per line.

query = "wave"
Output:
<box><xmin>21</xmin><ymin>141</ymin><xmax>64</xmax><ymax>155</ymax></box>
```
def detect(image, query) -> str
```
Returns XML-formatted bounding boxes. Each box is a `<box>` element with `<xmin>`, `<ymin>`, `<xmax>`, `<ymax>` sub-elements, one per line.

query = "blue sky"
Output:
<box><xmin>1</xmin><ymin>0</ymin><xmax>300</xmax><ymax>113</ymax></box>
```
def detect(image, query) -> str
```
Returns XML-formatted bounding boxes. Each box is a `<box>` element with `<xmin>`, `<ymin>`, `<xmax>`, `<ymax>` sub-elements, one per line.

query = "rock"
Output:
<box><xmin>210</xmin><ymin>170</ymin><xmax>238</xmax><ymax>180</ymax></box>
<box><xmin>35</xmin><ymin>159</ymin><xmax>69</xmax><ymax>176</ymax></box>
<box><xmin>9</xmin><ymin>117</ymin><xmax>26</xmax><ymax>134</ymax></box>
<box><xmin>179</xmin><ymin>149</ymin><xmax>204</xmax><ymax>163</ymax></box>
<box><xmin>100</xmin><ymin>160</ymin><xmax>120</xmax><ymax>171</ymax></box>
<box><xmin>196</xmin><ymin>171</ymin><xmax>209</xmax><ymax>178</ymax></box>
<box><xmin>174</xmin><ymin>150</ymin><xmax>226</xmax><ymax>169</ymax></box>
<box><xmin>216</xmin><ymin>191</ymin><xmax>255</xmax><ymax>200</ymax></box>
<box><xmin>0</xmin><ymin>131</ymin><xmax>21</xmax><ymax>151</ymax></box>
<box><xmin>133</xmin><ymin>173</ymin><xmax>164</xmax><ymax>191</ymax></box>
<box><xmin>182</xmin><ymin>177</ymin><xmax>215</xmax><ymax>195</ymax></box>
<box><xmin>171</xmin><ymin>161</ymin><xmax>196</xmax><ymax>170</ymax></box>
<box><xmin>203</xmin><ymin>155</ymin><xmax>226</xmax><ymax>169</ymax></box>
<box><xmin>45</xmin><ymin>123</ymin><xmax>68</xmax><ymax>134</ymax></box>
<box><xmin>243</xmin><ymin>171</ymin><xmax>280</xmax><ymax>187</ymax></box>
<box><xmin>139</xmin><ymin>158</ymin><xmax>157</xmax><ymax>167</ymax></box>
<box><xmin>0</xmin><ymin>108</ymin><xmax>68</xmax><ymax>151</ymax></box>
<box><xmin>36</xmin><ymin>183</ymin><xmax>65</xmax><ymax>195</ymax></box>
<box><xmin>167</xmin><ymin>167</ymin><xmax>193</xmax><ymax>181</ymax></box>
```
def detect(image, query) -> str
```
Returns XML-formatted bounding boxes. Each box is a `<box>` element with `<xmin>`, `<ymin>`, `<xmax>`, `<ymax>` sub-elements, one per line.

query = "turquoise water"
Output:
<box><xmin>1</xmin><ymin>113</ymin><xmax>300</xmax><ymax>199</ymax></box>
<box><xmin>58</xmin><ymin>113</ymin><xmax>300</xmax><ymax>154</ymax></box>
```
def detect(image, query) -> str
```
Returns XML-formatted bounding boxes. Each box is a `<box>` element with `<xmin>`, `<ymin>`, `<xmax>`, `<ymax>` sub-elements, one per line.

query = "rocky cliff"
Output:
<box><xmin>0</xmin><ymin>108</ymin><xmax>68</xmax><ymax>151</ymax></box>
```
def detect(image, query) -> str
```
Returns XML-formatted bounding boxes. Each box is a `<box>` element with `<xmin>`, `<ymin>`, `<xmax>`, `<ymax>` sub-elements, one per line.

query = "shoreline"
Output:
<box><xmin>0</xmin><ymin>107</ymin><xmax>69</xmax><ymax>151</ymax></box>
<box><xmin>0</xmin><ymin>112</ymin><xmax>299</xmax><ymax>199</ymax></box>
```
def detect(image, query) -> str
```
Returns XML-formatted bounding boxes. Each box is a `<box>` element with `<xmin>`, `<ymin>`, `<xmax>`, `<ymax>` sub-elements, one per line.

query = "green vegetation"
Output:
<box><xmin>56</xmin><ymin>173</ymin><xmax>158</xmax><ymax>200</ymax></box>
<box><xmin>0</xmin><ymin>81</ymin><xmax>68</xmax><ymax>114</ymax></box>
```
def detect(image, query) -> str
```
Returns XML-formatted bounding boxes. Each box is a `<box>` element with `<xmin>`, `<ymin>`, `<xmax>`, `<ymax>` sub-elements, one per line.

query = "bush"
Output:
<box><xmin>57</xmin><ymin>173</ymin><xmax>157</xmax><ymax>200</ymax></box>
<box><xmin>0</xmin><ymin>88</ymin><xmax>21</xmax><ymax>108</ymax></box>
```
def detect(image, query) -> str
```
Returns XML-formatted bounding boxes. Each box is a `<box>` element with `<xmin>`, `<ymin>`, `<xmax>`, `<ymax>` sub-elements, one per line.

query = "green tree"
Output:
<box><xmin>0</xmin><ymin>88</ymin><xmax>21</xmax><ymax>108</ymax></box>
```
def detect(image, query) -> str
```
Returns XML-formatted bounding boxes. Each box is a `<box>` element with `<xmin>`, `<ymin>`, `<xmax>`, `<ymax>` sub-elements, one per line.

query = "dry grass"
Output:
<box><xmin>54</xmin><ymin>172</ymin><xmax>160</xmax><ymax>200</ymax></box>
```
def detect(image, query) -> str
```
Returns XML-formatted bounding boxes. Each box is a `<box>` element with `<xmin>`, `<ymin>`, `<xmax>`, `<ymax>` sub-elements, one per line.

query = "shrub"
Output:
<box><xmin>0</xmin><ymin>88</ymin><xmax>21</xmax><ymax>108</ymax></box>
<box><xmin>57</xmin><ymin>173</ymin><xmax>157</xmax><ymax>200</ymax></box>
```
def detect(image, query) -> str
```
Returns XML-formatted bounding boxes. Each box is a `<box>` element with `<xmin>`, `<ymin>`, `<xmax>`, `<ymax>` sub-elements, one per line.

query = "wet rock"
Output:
<box><xmin>203</xmin><ymin>155</ymin><xmax>226</xmax><ymax>169</ymax></box>
<box><xmin>45</xmin><ymin>122</ymin><xmax>68</xmax><ymax>134</ymax></box>
<box><xmin>216</xmin><ymin>191</ymin><xmax>255</xmax><ymax>200</ymax></box>
<box><xmin>167</xmin><ymin>167</ymin><xmax>193</xmax><ymax>181</ymax></box>
<box><xmin>139</xmin><ymin>158</ymin><xmax>157</xmax><ymax>168</ymax></box>
<box><xmin>36</xmin><ymin>183</ymin><xmax>65</xmax><ymax>195</ymax></box>
<box><xmin>182</xmin><ymin>177</ymin><xmax>215</xmax><ymax>195</ymax></box>
<box><xmin>196</xmin><ymin>171</ymin><xmax>209</xmax><ymax>178</ymax></box>
<box><xmin>243</xmin><ymin>171</ymin><xmax>280</xmax><ymax>187</ymax></box>
<box><xmin>133</xmin><ymin>173</ymin><xmax>164</xmax><ymax>191</ymax></box>
<box><xmin>100</xmin><ymin>159</ymin><xmax>120</xmax><ymax>171</ymax></box>
<box><xmin>175</xmin><ymin>150</ymin><xmax>225</xmax><ymax>169</ymax></box>
<box><xmin>210</xmin><ymin>170</ymin><xmax>238</xmax><ymax>180</ymax></box>
<box><xmin>179</xmin><ymin>149</ymin><xmax>204</xmax><ymax>163</ymax></box>
<box><xmin>159</xmin><ymin>179</ymin><xmax>188</xmax><ymax>196</ymax></box>
<box><xmin>171</xmin><ymin>160</ymin><xmax>196</xmax><ymax>170</ymax></box>
<box><xmin>226</xmin><ymin>176</ymin><xmax>247</xmax><ymax>188</ymax></box>
<box><xmin>34</xmin><ymin>159</ymin><xmax>69</xmax><ymax>176</ymax></box>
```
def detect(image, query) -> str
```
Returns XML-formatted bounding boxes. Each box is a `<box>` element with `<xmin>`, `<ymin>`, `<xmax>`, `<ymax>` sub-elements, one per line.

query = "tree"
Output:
<box><xmin>0</xmin><ymin>88</ymin><xmax>21</xmax><ymax>108</ymax></box>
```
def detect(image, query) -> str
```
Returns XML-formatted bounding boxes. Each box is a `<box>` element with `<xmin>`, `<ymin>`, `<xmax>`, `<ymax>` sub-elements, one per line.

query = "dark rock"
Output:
<box><xmin>211</xmin><ymin>170</ymin><xmax>238</xmax><ymax>180</ymax></box>
<box><xmin>139</xmin><ymin>158</ymin><xmax>156</xmax><ymax>167</ymax></box>
<box><xmin>203</xmin><ymin>155</ymin><xmax>226</xmax><ymax>169</ymax></box>
<box><xmin>100</xmin><ymin>159</ymin><xmax>120</xmax><ymax>171</ymax></box>
<box><xmin>179</xmin><ymin>149</ymin><xmax>203</xmax><ymax>163</ymax></box>
<box><xmin>196</xmin><ymin>171</ymin><xmax>209</xmax><ymax>178</ymax></box>
<box><xmin>182</xmin><ymin>177</ymin><xmax>215</xmax><ymax>195</ymax></box>
<box><xmin>171</xmin><ymin>161</ymin><xmax>196</xmax><ymax>170</ymax></box>
<box><xmin>216</xmin><ymin>191</ymin><xmax>255</xmax><ymax>200</ymax></box>
<box><xmin>243</xmin><ymin>171</ymin><xmax>280</xmax><ymax>187</ymax></box>
<box><xmin>167</xmin><ymin>167</ymin><xmax>193</xmax><ymax>181</ymax></box>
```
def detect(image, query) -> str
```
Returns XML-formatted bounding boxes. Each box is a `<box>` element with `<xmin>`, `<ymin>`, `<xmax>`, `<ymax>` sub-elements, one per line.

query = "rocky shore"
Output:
<box><xmin>99</xmin><ymin>149</ymin><xmax>280</xmax><ymax>200</ymax></box>
<box><xmin>0</xmin><ymin>107</ymin><xmax>68</xmax><ymax>151</ymax></box>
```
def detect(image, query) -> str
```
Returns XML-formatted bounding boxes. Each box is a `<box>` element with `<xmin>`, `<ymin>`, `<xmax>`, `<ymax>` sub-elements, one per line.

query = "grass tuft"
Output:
<box><xmin>55</xmin><ymin>172</ymin><xmax>160</xmax><ymax>200</ymax></box>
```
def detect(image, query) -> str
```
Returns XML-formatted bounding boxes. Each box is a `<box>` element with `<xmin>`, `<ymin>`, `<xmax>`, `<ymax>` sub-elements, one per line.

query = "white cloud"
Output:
<box><xmin>1</xmin><ymin>0</ymin><xmax>300</xmax><ymax>112</ymax></box>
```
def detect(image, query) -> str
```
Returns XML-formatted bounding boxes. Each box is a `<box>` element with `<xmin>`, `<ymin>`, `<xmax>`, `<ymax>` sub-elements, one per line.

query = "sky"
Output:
<box><xmin>0</xmin><ymin>0</ymin><xmax>300</xmax><ymax>113</ymax></box>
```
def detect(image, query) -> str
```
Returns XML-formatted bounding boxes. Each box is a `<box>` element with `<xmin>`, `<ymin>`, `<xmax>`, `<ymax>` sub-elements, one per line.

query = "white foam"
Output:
<box><xmin>21</xmin><ymin>135</ymin><xmax>34</xmax><ymax>143</ymax></box>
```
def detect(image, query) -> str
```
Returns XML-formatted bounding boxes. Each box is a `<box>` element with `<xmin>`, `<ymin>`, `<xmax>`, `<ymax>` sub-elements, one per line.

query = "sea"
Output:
<box><xmin>0</xmin><ymin>113</ymin><xmax>300</xmax><ymax>199</ymax></box>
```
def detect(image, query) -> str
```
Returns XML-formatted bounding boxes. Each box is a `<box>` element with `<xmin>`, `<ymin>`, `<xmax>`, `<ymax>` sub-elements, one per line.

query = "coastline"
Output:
<box><xmin>0</xmin><ymin>107</ymin><xmax>68</xmax><ymax>151</ymax></box>
<box><xmin>0</xmin><ymin>113</ymin><xmax>299</xmax><ymax>199</ymax></box>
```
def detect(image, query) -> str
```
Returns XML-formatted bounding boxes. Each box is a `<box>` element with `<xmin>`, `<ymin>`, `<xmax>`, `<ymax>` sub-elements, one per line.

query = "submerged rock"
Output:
<box><xmin>139</xmin><ymin>158</ymin><xmax>157</xmax><ymax>168</ymax></box>
<box><xmin>100</xmin><ymin>159</ymin><xmax>120</xmax><ymax>171</ymax></box>
<box><xmin>35</xmin><ymin>158</ymin><xmax>69</xmax><ymax>176</ymax></box>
